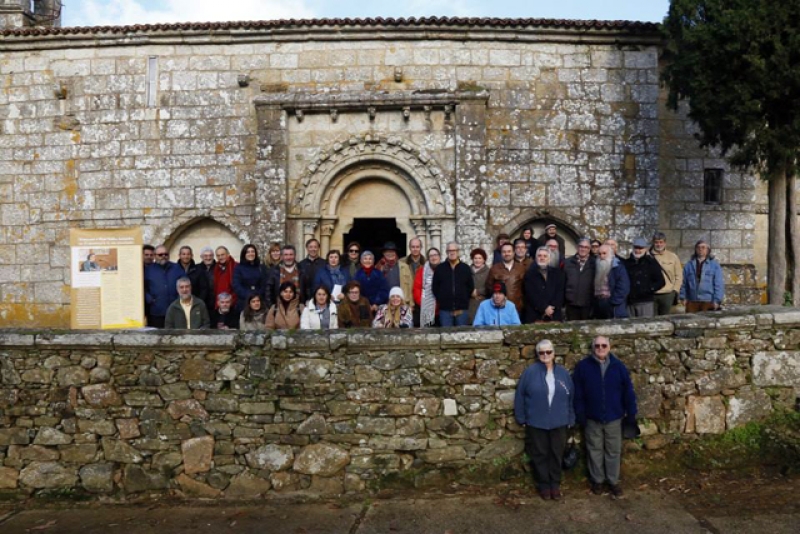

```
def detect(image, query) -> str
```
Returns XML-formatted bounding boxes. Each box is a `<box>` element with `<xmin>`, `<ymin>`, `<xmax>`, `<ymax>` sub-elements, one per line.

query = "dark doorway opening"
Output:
<box><xmin>344</xmin><ymin>218</ymin><xmax>407</xmax><ymax>258</ymax></box>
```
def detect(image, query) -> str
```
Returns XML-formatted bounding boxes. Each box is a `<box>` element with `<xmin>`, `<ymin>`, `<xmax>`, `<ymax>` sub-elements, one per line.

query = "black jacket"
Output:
<box><xmin>179</xmin><ymin>260</ymin><xmax>211</xmax><ymax>308</ymax></box>
<box><xmin>265</xmin><ymin>264</ymin><xmax>304</xmax><ymax>310</ymax></box>
<box><xmin>523</xmin><ymin>265</ymin><xmax>565</xmax><ymax>323</ymax></box>
<box><xmin>564</xmin><ymin>255</ymin><xmax>595</xmax><ymax>308</ymax></box>
<box><xmin>298</xmin><ymin>257</ymin><xmax>326</xmax><ymax>302</ymax></box>
<box><xmin>432</xmin><ymin>261</ymin><xmax>474</xmax><ymax>312</ymax></box>
<box><xmin>210</xmin><ymin>309</ymin><xmax>240</xmax><ymax>330</ymax></box>
<box><xmin>623</xmin><ymin>254</ymin><xmax>666</xmax><ymax>303</ymax></box>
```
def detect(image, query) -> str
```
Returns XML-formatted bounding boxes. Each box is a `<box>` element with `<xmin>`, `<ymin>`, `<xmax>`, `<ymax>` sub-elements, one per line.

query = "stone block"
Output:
<box><xmin>245</xmin><ymin>444</ymin><xmax>294</xmax><ymax>471</ymax></box>
<box><xmin>20</xmin><ymin>462</ymin><xmax>78</xmax><ymax>489</ymax></box>
<box><xmin>57</xmin><ymin>366</ymin><xmax>89</xmax><ymax>387</ymax></box>
<box><xmin>475</xmin><ymin>438</ymin><xmax>525</xmax><ymax>461</ymax></box>
<box><xmin>297</xmin><ymin>414</ymin><xmax>329</xmax><ymax>435</ymax></box>
<box><xmin>685</xmin><ymin>396</ymin><xmax>726</xmax><ymax>434</ymax></box>
<box><xmin>240</xmin><ymin>402</ymin><xmax>275</xmax><ymax>415</ymax></box>
<box><xmin>182</xmin><ymin>436</ymin><xmax>214</xmax><ymax>475</ymax></box>
<box><xmin>0</xmin><ymin>427</ymin><xmax>30</xmax><ymax>446</ymax></box>
<box><xmin>123</xmin><ymin>464</ymin><xmax>169</xmax><ymax>493</ymax></box>
<box><xmin>293</xmin><ymin>444</ymin><xmax>350</xmax><ymax>476</ymax></box>
<box><xmin>0</xmin><ymin>466</ymin><xmax>19</xmax><ymax>489</ymax></box>
<box><xmin>180</xmin><ymin>359</ymin><xmax>215</xmax><ymax>381</ymax></box>
<box><xmin>101</xmin><ymin>438</ymin><xmax>143</xmax><ymax>464</ymax></box>
<box><xmin>356</xmin><ymin>417</ymin><xmax>395</xmax><ymax>436</ymax></box>
<box><xmin>752</xmin><ymin>351</ymin><xmax>800</xmax><ymax>387</ymax></box>
<box><xmin>205</xmin><ymin>394</ymin><xmax>238</xmax><ymax>412</ymax></box>
<box><xmin>167</xmin><ymin>399</ymin><xmax>209</xmax><ymax>420</ymax></box>
<box><xmin>418</xmin><ymin>446</ymin><xmax>467</xmax><ymax>463</ymax></box>
<box><xmin>225</xmin><ymin>471</ymin><xmax>271</xmax><ymax>498</ymax></box>
<box><xmin>726</xmin><ymin>388</ymin><xmax>773</xmax><ymax>429</ymax></box>
<box><xmin>176</xmin><ymin>473</ymin><xmax>221</xmax><ymax>498</ymax></box>
<box><xmin>158</xmin><ymin>382</ymin><xmax>193</xmax><ymax>401</ymax></box>
<box><xmin>277</xmin><ymin>359</ymin><xmax>333</xmax><ymax>384</ymax></box>
<box><xmin>82</xmin><ymin>383</ymin><xmax>123</xmax><ymax>407</ymax></box>
<box><xmin>61</xmin><ymin>444</ymin><xmax>99</xmax><ymax>463</ymax></box>
<box><xmin>441</xmin><ymin>329</ymin><xmax>504</xmax><ymax>347</ymax></box>
<box><xmin>33</xmin><ymin>427</ymin><xmax>73</xmax><ymax>446</ymax></box>
<box><xmin>80</xmin><ymin>463</ymin><xmax>114</xmax><ymax>493</ymax></box>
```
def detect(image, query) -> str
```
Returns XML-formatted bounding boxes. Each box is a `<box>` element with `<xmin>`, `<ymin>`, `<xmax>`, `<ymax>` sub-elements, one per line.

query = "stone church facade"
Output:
<box><xmin>0</xmin><ymin>4</ymin><xmax>765</xmax><ymax>326</ymax></box>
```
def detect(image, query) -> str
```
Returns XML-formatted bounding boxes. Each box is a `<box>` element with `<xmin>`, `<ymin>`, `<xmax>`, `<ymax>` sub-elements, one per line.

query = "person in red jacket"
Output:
<box><xmin>213</xmin><ymin>246</ymin><xmax>237</xmax><ymax>310</ymax></box>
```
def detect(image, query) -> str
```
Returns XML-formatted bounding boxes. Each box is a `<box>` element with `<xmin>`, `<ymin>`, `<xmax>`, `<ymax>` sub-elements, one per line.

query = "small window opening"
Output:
<box><xmin>704</xmin><ymin>169</ymin><xmax>723</xmax><ymax>204</ymax></box>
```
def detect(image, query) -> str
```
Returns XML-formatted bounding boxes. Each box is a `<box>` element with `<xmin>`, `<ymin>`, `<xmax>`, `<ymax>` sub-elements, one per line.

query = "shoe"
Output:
<box><xmin>590</xmin><ymin>482</ymin><xmax>604</xmax><ymax>495</ymax></box>
<box><xmin>610</xmin><ymin>485</ymin><xmax>624</xmax><ymax>499</ymax></box>
<box><xmin>551</xmin><ymin>488</ymin><xmax>562</xmax><ymax>500</ymax></box>
<box><xmin>539</xmin><ymin>488</ymin><xmax>551</xmax><ymax>500</ymax></box>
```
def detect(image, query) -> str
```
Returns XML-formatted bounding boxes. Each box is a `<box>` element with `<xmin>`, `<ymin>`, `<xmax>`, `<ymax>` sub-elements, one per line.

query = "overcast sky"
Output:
<box><xmin>63</xmin><ymin>0</ymin><xmax>669</xmax><ymax>27</ymax></box>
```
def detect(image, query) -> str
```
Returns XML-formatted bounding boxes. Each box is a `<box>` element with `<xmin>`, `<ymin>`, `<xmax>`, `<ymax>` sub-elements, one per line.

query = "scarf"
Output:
<box><xmin>362</xmin><ymin>265</ymin><xmax>374</xmax><ymax>277</ymax></box>
<box><xmin>380</xmin><ymin>304</ymin><xmax>403</xmax><ymax>328</ymax></box>
<box><xmin>326</xmin><ymin>265</ymin><xmax>346</xmax><ymax>286</ymax></box>
<box><xmin>421</xmin><ymin>262</ymin><xmax>437</xmax><ymax>327</ymax></box>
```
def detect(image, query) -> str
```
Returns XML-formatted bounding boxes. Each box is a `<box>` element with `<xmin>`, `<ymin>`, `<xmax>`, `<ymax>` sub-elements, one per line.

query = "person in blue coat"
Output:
<box><xmin>313</xmin><ymin>249</ymin><xmax>351</xmax><ymax>303</ymax></box>
<box><xmin>572</xmin><ymin>336</ymin><xmax>637</xmax><ymax>499</ymax></box>
<box><xmin>514</xmin><ymin>339</ymin><xmax>575</xmax><ymax>500</ymax></box>
<box><xmin>679</xmin><ymin>239</ymin><xmax>724</xmax><ymax>312</ymax></box>
<box><xmin>592</xmin><ymin>245</ymin><xmax>630</xmax><ymax>319</ymax></box>
<box><xmin>473</xmin><ymin>282</ymin><xmax>521</xmax><ymax>326</ymax></box>
<box><xmin>354</xmin><ymin>251</ymin><xmax>389</xmax><ymax>311</ymax></box>
<box><xmin>144</xmin><ymin>245</ymin><xmax>184</xmax><ymax>328</ymax></box>
<box><xmin>232</xmin><ymin>244</ymin><xmax>269</xmax><ymax>312</ymax></box>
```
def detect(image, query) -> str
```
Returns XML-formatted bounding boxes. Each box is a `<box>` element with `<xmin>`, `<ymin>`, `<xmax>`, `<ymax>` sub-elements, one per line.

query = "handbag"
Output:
<box><xmin>562</xmin><ymin>429</ymin><xmax>579</xmax><ymax>471</ymax></box>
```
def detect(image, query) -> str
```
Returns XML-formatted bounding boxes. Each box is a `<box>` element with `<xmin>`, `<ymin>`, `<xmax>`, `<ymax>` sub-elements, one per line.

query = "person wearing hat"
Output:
<box><xmin>377</xmin><ymin>241</ymin><xmax>414</xmax><ymax>309</ymax></box>
<box><xmin>537</xmin><ymin>223</ymin><xmax>565</xmax><ymax>259</ymax></box>
<box><xmin>473</xmin><ymin>281</ymin><xmax>521</xmax><ymax>326</ymax></box>
<box><xmin>679</xmin><ymin>239</ymin><xmax>724</xmax><ymax>312</ymax></box>
<box><xmin>372</xmin><ymin>286</ymin><xmax>413</xmax><ymax>328</ymax></box>
<box><xmin>623</xmin><ymin>238</ymin><xmax>665</xmax><ymax>318</ymax></box>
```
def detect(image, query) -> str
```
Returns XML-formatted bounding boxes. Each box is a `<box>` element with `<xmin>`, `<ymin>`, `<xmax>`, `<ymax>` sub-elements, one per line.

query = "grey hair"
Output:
<box><xmin>216</xmin><ymin>292</ymin><xmax>232</xmax><ymax>301</ymax></box>
<box><xmin>536</xmin><ymin>246</ymin><xmax>551</xmax><ymax>257</ymax></box>
<box><xmin>360</xmin><ymin>251</ymin><xmax>374</xmax><ymax>261</ymax></box>
<box><xmin>176</xmin><ymin>276</ymin><xmax>191</xmax><ymax>288</ymax></box>
<box><xmin>200</xmin><ymin>246</ymin><xmax>213</xmax><ymax>255</ymax></box>
<box><xmin>535</xmin><ymin>339</ymin><xmax>554</xmax><ymax>355</ymax></box>
<box><xmin>652</xmin><ymin>231</ymin><xmax>667</xmax><ymax>241</ymax></box>
<box><xmin>577</xmin><ymin>237</ymin><xmax>591</xmax><ymax>247</ymax></box>
<box><xmin>446</xmin><ymin>241</ymin><xmax>459</xmax><ymax>250</ymax></box>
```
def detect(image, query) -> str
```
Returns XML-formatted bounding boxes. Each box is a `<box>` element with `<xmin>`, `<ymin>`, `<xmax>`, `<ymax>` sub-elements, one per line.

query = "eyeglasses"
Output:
<box><xmin>594</xmin><ymin>343</ymin><xmax>609</xmax><ymax>349</ymax></box>
<box><xmin>349</xmin><ymin>249</ymin><xmax>360</xmax><ymax>253</ymax></box>
<box><xmin>156</xmin><ymin>253</ymin><xmax>168</xmax><ymax>257</ymax></box>
<box><xmin>538</xmin><ymin>350</ymin><xmax>553</xmax><ymax>355</ymax></box>
<box><xmin>446</xmin><ymin>249</ymin><xmax>458</xmax><ymax>253</ymax></box>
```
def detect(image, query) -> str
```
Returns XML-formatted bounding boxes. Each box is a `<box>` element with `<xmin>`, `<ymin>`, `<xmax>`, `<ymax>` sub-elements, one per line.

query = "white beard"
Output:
<box><xmin>594</xmin><ymin>258</ymin><xmax>612</xmax><ymax>287</ymax></box>
<box><xmin>548</xmin><ymin>251</ymin><xmax>560</xmax><ymax>268</ymax></box>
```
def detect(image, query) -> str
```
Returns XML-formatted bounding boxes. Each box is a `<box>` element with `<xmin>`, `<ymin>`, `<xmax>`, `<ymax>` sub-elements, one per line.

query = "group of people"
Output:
<box><xmin>515</xmin><ymin>335</ymin><xmax>638</xmax><ymax>500</ymax></box>
<box><xmin>142</xmin><ymin>224</ymin><xmax>725</xmax><ymax>331</ymax></box>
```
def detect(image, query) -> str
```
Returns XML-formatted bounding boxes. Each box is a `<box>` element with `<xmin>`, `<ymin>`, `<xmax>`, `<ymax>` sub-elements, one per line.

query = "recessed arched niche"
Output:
<box><xmin>166</xmin><ymin>218</ymin><xmax>246</xmax><ymax>261</ymax></box>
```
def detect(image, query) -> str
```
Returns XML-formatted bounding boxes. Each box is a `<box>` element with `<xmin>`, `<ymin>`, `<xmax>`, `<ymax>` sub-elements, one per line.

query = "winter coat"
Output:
<box><xmin>313</xmin><ymin>266</ymin><xmax>351</xmax><ymax>298</ymax></box>
<box><xmin>564</xmin><ymin>255</ymin><xmax>595</xmax><ymax>308</ymax></box>
<box><xmin>298</xmin><ymin>257</ymin><xmax>326</xmax><ymax>302</ymax></box>
<box><xmin>213</xmin><ymin>259</ymin><xmax>237</xmax><ymax>307</ymax></box>
<box><xmin>337</xmin><ymin>297</ymin><xmax>374</xmax><ymax>328</ymax></box>
<box><xmin>164</xmin><ymin>297</ymin><xmax>210</xmax><ymax>330</ymax></box>
<box><xmin>432</xmin><ymin>261</ymin><xmax>475</xmax><ymax>312</ymax></box>
<box><xmin>265</xmin><ymin>264</ymin><xmax>303</xmax><ymax>310</ymax></box>
<box><xmin>468</xmin><ymin>264</ymin><xmax>491</xmax><ymax>323</ymax></box>
<box><xmin>486</xmin><ymin>262</ymin><xmax>526</xmax><ymax>313</ymax></box>
<box><xmin>597</xmin><ymin>258</ymin><xmax>631</xmax><ymax>318</ymax></box>
<box><xmin>232</xmin><ymin>261</ymin><xmax>269</xmax><ymax>305</ymax></box>
<box><xmin>144</xmin><ymin>261</ymin><xmax>184</xmax><ymax>317</ymax></box>
<box><xmin>680</xmin><ymin>257</ymin><xmax>725</xmax><ymax>304</ymax></box>
<box><xmin>354</xmin><ymin>268</ymin><xmax>389</xmax><ymax>306</ymax></box>
<box><xmin>472</xmin><ymin>298</ymin><xmax>521</xmax><ymax>326</ymax></box>
<box><xmin>300</xmin><ymin>300</ymin><xmax>339</xmax><ymax>330</ymax></box>
<box><xmin>651</xmin><ymin>249</ymin><xmax>683</xmax><ymax>295</ymax></box>
<box><xmin>523</xmin><ymin>266</ymin><xmax>565</xmax><ymax>323</ymax></box>
<box><xmin>239</xmin><ymin>307</ymin><xmax>269</xmax><ymax>331</ymax></box>
<box><xmin>210</xmin><ymin>309</ymin><xmax>240</xmax><ymax>330</ymax></box>
<box><xmin>514</xmin><ymin>362</ymin><xmax>575</xmax><ymax>430</ymax></box>
<box><xmin>572</xmin><ymin>354</ymin><xmax>638</xmax><ymax>426</ymax></box>
<box><xmin>623</xmin><ymin>253</ymin><xmax>665</xmax><ymax>303</ymax></box>
<box><xmin>265</xmin><ymin>300</ymin><xmax>303</xmax><ymax>330</ymax></box>
<box><xmin>372</xmin><ymin>304</ymin><xmax>413</xmax><ymax>328</ymax></box>
<box><xmin>178</xmin><ymin>260</ymin><xmax>211</xmax><ymax>308</ymax></box>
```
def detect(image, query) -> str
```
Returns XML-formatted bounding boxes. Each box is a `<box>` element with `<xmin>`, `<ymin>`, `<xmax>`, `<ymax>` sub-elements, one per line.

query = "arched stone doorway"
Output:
<box><xmin>287</xmin><ymin>136</ymin><xmax>455</xmax><ymax>255</ymax></box>
<box><xmin>499</xmin><ymin>209</ymin><xmax>587</xmax><ymax>259</ymax></box>
<box><xmin>166</xmin><ymin>218</ymin><xmax>246</xmax><ymax>261</ymax></box>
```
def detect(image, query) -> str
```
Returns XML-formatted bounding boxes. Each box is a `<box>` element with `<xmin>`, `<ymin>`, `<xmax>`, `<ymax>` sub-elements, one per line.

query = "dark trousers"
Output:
<box><xmin>147</xmin><ymin>315</ymin><xmax>165</xmax><ymax>328</ymax></box>
<box><xmin>686</xmin><ymin>301</ymin><xmax>715</xmax><ymax>313</ymax></box>
<box><xmin>593</xmin><ymin>298</ymin><xmax>613</xmax><ymax>319</ymax></box>
<box><xmin>525</xmin><ymin>425</ymin><xmax>568</xmax><ymax>490</ymax></box>
<box><xmin>413</xmin><ymin>307</ymin><xmax>420</xmax><ymax>328</ymax></box>
<box><xmin>654</xmin><ymin>291</ymin><xmax>676</xmax><ymax>316</ymax></box>
<box><xmin>566</xmin><ymin>304</ymin><xmax>592</xmax><ymax>321</ymax></box>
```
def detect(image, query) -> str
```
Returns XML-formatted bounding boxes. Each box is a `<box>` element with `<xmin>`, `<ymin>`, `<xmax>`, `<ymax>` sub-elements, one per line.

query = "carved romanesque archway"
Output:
<box><xmin>288</xmin><ymin>135</ymin><xmax>455</xmax><ymax>252</ymax></box>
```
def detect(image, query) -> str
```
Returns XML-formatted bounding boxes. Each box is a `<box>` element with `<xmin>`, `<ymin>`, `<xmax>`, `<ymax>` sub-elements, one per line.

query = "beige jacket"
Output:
<box><xmin>652</xmin><ymin>249</ymin><xmax>683</xmax><ymax>294</ymax></box>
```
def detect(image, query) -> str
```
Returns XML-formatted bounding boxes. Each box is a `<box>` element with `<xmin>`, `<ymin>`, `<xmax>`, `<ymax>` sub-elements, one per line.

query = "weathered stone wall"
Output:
<box><xmin>1</xmin><ymin>308</ymin><xmax>798</xmax><ymax>497</ymax></box>
<box><xmin>0</xmin><ymin>23</ymin><xmax>762</xmax><ymax>326</ymax></box>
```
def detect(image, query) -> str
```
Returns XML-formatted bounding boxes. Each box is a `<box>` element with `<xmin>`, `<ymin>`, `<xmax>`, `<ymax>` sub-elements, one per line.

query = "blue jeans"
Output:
<box><xmin>439</xmin><ymin>310</ymin><xmax>469</xmax><ymax>327</ymax></box>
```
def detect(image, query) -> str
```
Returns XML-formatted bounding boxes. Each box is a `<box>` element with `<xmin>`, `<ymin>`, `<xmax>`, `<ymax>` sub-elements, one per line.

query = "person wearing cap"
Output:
<box><xmin>679</xmin><ymin>240</ymin><xmax>724</xmax><ymax>312</ymax></box>
<box><xmin>623</xmin><ymin>238</ymin><xmax>665</xmax><ymax>318</ymax></box>
<box><xmin>372</xmin><ymin>287</ymin><xmax>413</xmax><ymax>328</ymax></box>
<box><xmin>473</xmin><ymin>281</ymin><xmax>521</xmax><ymax>326</ymax></box>
<box><xmin>650</xmin><ymin>232</ymin><xmax>683</xmax><ymax>316</ymax></box>
<box><xmin>377</xmin><ymin>241</ymin><xmax>414</xmax><ymax>309</ymax></box>
<box><xmin>537</xmin><ymin>223</ymin><xmax>565</xmax><ymax>259</ymax></box>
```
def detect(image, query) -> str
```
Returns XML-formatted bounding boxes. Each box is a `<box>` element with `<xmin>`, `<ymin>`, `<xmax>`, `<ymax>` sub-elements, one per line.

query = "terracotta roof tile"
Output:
<box><xmin>1</xmin><ymin>16</ymin><xmax>659</xmax><ymax>37</ymax></box>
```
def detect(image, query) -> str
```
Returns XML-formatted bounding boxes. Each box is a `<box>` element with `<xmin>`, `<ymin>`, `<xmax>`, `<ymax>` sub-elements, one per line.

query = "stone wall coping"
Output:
<box><xmin>0</xmin><ymin>23</ymin><xmax>662</xmax><ymax>52</ymax></box>
<box><xmin>0</xmin><ymin>307</ymin><xmax>796</xmax><ymax>350</ymax></box>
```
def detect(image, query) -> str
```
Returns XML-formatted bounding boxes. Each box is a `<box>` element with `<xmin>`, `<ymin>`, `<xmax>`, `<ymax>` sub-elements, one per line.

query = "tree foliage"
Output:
<box><xmin>662</xmin><ymin>0</ymin><xmax>800</xmax><ymax>175</ymax></box>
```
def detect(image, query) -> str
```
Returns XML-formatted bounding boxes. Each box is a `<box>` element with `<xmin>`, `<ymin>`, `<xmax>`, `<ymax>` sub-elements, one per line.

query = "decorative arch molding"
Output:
<box><xmin>289</xmin><ymin>135</ymin><xmax>453</xmax><ymax>218</ymax></box>
<box><xmin>153</xmin><ymin>210</ymin><xmax>252</xmax><ymax>249</ymax></box>
<box><xmin>498</xmin><ymin>207</ymin><xmax>587</xmax><ymax>241</ymax></box>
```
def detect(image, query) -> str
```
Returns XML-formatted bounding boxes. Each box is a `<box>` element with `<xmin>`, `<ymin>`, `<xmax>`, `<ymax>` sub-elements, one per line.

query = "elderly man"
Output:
<box><xmin>432</xmin><ymin>241</ymin><xmax>474</xmax><ymax>327</ymax></box>
<box><xmin>680</xmin><ymin>239</ymin><xmax>725</xmax><ymax>312</ymax></box>
<box><xmin>572</xmin><ymin>336</ymin><xmax>638</xmax><ymax>499</ymax></box>
<box><xmin>564</xmin><ymin>238</ymin><xmax>595</xmax><ymax>321</ymax></box>
<box><xmin>545</xmin><ymin>239</ymin><xmax>563</xmax><ymax>269</ymax></box>
<box><xmin>537</xmin><ymin>223</ymin><xmax>565</xmax><ymax>259</ymax></box>
<box><xmin>144</xmin><ymin>245</ymin><xmax>184</xmax><ymax>328</ymax></box>
<box><xmin>473</xmin><ymin>281</ymin><xmax>521</xmax><ymax>326</ymax></box>
<box><xmin>623</xmin><ymin>238</ymin><xmax>665</xmax><ymax>318</ymax></box>
<box><xmin>210</xmin><ymin>292</ymin><xmax>239</xmax><ymax>329</ymax></box>
<box><xmin>266</xmin><ymin>245</ymin><xmax>303</xmax><ymax>309</ymax></box>
<box><xmin>402</xmin><ymin>237</ymin><xmax>426</xmax><ymax>278</ymax></box>
<box><xmin>593</xmin><ymin>245</ymin><xmax>630</xmax><ymax>319</ymax></box>
<box><xmin>651</xmin><ymin>232</ymin><xmax>683</xmax><ymax>316</ymax></box>
<box><xmin>486</xmin><ymin>242</ymin><xmax>526</xmax><ymax>314</ymax></box>
<box><xmin>198</xmin><ymin>246</ymin><xmax>216</xmax><ymax>311</ymax></box>
<box><xmin>165</xmin><ymin>277</ymin><xmax>210</xmax><ymax>329</ymax></box>
<box><xmin>377</xmin><ymin>241</ymin><xmax>413</xmax><ymax>307</ymax></box>
<box><xmin>523</xmin><ymin>247</ymin><xmax>565</xmax><ymax>323</ymax></box>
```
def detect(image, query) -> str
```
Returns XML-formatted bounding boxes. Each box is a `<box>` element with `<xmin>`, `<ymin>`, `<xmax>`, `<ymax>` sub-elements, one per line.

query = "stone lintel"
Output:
<box><xmin>254</xmin><ymin>90</ymin><xmax>488</xmax><ymax>112</ymax></box>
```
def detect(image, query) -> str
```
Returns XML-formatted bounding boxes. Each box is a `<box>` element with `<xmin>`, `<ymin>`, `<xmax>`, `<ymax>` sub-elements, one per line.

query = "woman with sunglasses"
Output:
<box><xmin>342</xmin><ymin>241</ymin><xmax>362</xmax><ymax>279</ymax></box>
<box><xmin>514</xmin><ymin>339</ymin><xmax>575</xmax><ymax>501</ymax></box>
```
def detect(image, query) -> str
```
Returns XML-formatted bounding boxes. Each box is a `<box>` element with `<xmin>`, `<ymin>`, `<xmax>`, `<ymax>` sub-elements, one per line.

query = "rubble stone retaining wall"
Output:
<box><xmin>1</xmin><ymin>307</ymin><xmax>799</xmax><ymax>498</ymax></box>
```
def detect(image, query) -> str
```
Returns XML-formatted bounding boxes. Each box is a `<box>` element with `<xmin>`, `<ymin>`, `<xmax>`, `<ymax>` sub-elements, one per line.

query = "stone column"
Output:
<box><xmin>410</xmin><ymin>217</ymin><xmax>428</xmax><ymax>249</ymax></box>
<box><xmin>320</xmin><ymin>218</ymin><xmax>336</xmax><ymax>254</ymax></box>
<box><xmin>427</xmin><ymin>220</ymin><xmax>442</xmax><ymax>251</ymax></box>
<box><xmin>301</xmin><ymin>220</ymin><xmax>318</xmax><ymax>248</ymax></box>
